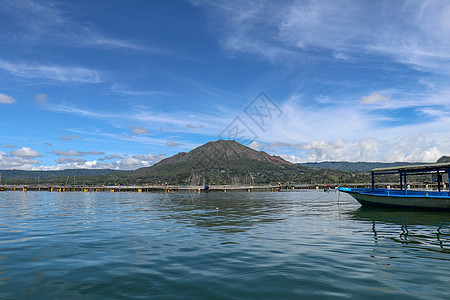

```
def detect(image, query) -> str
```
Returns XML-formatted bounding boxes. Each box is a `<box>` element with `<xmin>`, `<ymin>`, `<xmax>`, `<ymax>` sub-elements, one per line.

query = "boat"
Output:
<box><xmin>339</xmin><ymin>162</ymin><xmax>450</xmax><ymax>211</ymax></box>
<box><xmin>0</xmin><ymin>187</ymin><xmax>5</xmax><ymax>191</ymax></box>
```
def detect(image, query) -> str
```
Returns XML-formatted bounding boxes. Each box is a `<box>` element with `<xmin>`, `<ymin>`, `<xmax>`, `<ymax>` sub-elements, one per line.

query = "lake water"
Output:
<box><xmin>0</xmin><ymin>190</ymin><xmax>448</xmax><ymax>299</ymax></box>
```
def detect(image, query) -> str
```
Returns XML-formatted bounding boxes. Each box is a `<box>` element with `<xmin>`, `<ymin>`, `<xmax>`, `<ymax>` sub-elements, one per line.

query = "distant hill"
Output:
<box><xmin>109</xmin><ymin>140</ymin><xmax>363</xmax><ymax>185</ymax></box>
<box><xmin>300</xmin><ymin>161</ymin><xmax>425</xmax><ymax>172</ymax></box>
<box><xmin>437</xmin><ymin>156</ymin><xmax>450</xmax><ymax>163</ymax></box>
<box><xmin>0</xmin><ymin>169</ymin><xmax>121</xmax><ymax>184</ymax></box>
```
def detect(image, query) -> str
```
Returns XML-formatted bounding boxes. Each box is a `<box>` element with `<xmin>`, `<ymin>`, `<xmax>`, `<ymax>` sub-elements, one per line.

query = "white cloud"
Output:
<box><xmin>10</xmin><ymin>147</ymin><xmax>41</xmax><ymax>158</ymax></box>
<box><xmin>0</xmin><ymin>151</ymin><xmax>39</xmax><ymax>170</ymax></box>
<box><xmin>185</xmin><ymin>123</ymin><xmax>203</xmax><ymax>129</ymax></box>
<box><xmin>0</xmin><ymin>60</ymin><xmax>100</xmax><ymax>83</ymax></box>
<box><xmin>248</xmin><ymin>141</ymin><xmax>267</xmax><ymax>151</ymax></box>
<box><xmin>53</xmin><ymin>150</ymin><xmax>104</xmax><ymax>157</ymax></box>
<box><xmin>277</xmin><ymin>135</ymin><xmax>445</xmax><ymax>163</ymax></box>
<box><xmin>132</xmin><ymin>153</ymin><xmax>165</xmax><ymax>162</ymax></box>
<box><xmin>35</xmin><ymin>93</ymin><xmax>47</xmax><ymax>105</ymax></box>
<box><xmin>131</xmin><ymin>126</ymin><xmax>149</xmax><ymax>135</ymax></box>
<box><xmin>48</xmin><ymin>152</ymin><xmax>167</xmax><ymax>170</ymax></box>
<box><xmin>360</xmin><ymin>93</ymin><xmax>390</xmax><ymax>104</ymax></box>
<box><xmin>99</xmin><ymin>153</ymin><xmax>123</xmax><ymax>161</ymax></box>
<box><xmin>0</xmin><ymin>93</ymin><xmax>17</xmax><ymax>104</ymax></box>
<box><xmin>113</xmin><ymin>153</ymin><xmax>166</xmax><ymax>169</ymax></box>
<box><xmin>116</xmin><ymin>157</ymin><xmax>145</xmax><ymax>169</ymax></box>
<box><xmin>166</xmin><ymin>140</ymin><xmax>183</xmax><ymax>147</ymax></box>
<box><xmin>85</xmin><ymin>150</ymin><xmax>104</xmax><ymax>155</ymax></box>
<box><xmin>381</xmin><ymin>134</ymin><xmax>444</xmax><ymax>162</ymax></box>
<box><xmin>279</xmin><ymin>154</ymin><xmax>304</xmax><ymax>164</ymax></box>
<box><xmin>54</xmin><ymin>150</ymin><xmax>82</xmax><ymax>157</ymax></box>
<box><xmin>55</xmin><ymin>157</ymin><xmax>87</xmax><ymax>164</ymax></box>
<box><xmin>270</xmin><ymin>141</ymin><xmax>297</xmax><ymax>149</ymax></box>
<box><xmin>60</xmin><ymin>134</ymin><xmax>83</xmax><ymax>141</ymax></box>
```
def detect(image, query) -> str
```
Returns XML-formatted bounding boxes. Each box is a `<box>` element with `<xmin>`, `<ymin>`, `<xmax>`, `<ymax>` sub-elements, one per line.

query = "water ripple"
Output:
<box><xmin>0</xmin><ymin>191</ymin><xmax>448</xmax><ymax>299</ymax></box>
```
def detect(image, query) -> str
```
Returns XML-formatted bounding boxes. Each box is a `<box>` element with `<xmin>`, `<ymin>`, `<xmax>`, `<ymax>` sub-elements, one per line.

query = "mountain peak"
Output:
<box><xmin>129</xmin><ymin>139</ymin><xmax>296</xmax><ymax>184</ymax></box>
<box><xmin>155</xmin><ymin>139</ymin><xmax>293</xmax><ymax>167</ymax></box>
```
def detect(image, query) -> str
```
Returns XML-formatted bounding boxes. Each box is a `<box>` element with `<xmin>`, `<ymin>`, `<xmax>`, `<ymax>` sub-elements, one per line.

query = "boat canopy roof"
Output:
<box><xmin>372</xmin><ymin>162</ymin><xmax>450</xmax><ymax>174</ymax></box>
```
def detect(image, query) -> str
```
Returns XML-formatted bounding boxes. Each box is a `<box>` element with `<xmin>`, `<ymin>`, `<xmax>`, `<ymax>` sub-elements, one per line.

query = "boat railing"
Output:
<box><xmin>367</xmin><ymin>188</ymin><xmax>449</xmax><ymax>197</ymax></box>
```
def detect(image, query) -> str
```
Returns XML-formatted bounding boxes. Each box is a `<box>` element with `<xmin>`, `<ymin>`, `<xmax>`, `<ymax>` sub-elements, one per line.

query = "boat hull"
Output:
<box><xmin>340</xmin><ymin>188</ymin><xmax>450</xmax><ymax>211</ymax></box>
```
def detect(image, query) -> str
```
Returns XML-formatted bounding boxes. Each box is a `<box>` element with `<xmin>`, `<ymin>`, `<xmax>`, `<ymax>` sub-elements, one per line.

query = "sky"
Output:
<box><xmin>1</xmin><ymin>0</ymin><xmax>450</xmax><ymax>170</ymax></box>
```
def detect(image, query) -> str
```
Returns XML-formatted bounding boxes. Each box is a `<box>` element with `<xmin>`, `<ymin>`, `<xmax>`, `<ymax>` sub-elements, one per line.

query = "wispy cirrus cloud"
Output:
<box><xmin>111</xmin><ymin>84</ymin><xmax>173</xmax><ymax>97</ymax></box>
<box><xmin>195</xmin><ymin>0</ymin><xmax>450</xmax><ymax>73</ymax></box>
<box><xmin>0</xmin><ymin>60</ymin><xmax>100</xmax><ymax>83</ymax></box>
<box><xmin>1</xmin><ymin>0</ymin><xmax>154</xmax><ymax>52</ymax></box>
<box><xmin>5</xmin><ymin>143</ymin><xmax>17</xmax><ymax>148</ymax></box>
<box><xmin>50</xmin><ymin>103</ymin><xmax>231</xmax><ymax>134</ymax></box>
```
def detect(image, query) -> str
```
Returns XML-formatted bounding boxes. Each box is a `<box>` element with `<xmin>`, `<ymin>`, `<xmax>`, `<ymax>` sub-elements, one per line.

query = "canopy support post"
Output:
<box><xmin>447</xmin><ymin>170</ymin><xmax>450</xmax><ymax>196</ymax></box>
<box><xmin>403</xmin><ymin>173</ymin><xmax>407</xmax><ymax>195</ymax></box>
<box><xmin>371</xmin><ymin>171</ymin><xmax>375</xmax><ymax>191</ymax></box>
<box><xmin>437</xmin><ymin>172</ymin><xmax>442</xmax><ymax>192</ymax></box>
<box><xmin>400</xmin><ymin>173</ymin><xmax>403</xmax><ymax>191</ymax></box>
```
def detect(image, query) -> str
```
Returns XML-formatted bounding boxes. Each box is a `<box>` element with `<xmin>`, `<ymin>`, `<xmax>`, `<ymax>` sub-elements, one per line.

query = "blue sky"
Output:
<box><xmin>1</xmin><ymin>0</ymin><xmax>450</xmax><ymax>170</ymax></box>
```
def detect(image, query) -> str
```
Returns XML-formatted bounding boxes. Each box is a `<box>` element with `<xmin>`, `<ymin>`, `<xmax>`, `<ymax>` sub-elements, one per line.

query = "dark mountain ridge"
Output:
<box><xmin>300</xmin><ymin>161</ymin><xmax>424</xmax><ymax>172</ymax></box>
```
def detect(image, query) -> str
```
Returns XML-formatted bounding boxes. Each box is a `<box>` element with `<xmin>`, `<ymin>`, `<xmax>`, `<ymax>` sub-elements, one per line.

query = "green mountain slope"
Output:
<box><xmin>437</xmin><ymin>156</ymin><xmax>450</xmax><ymax>163</ymax></box>
<box><xmin>111</xmin><ymin>140</ymin><xmax>367</xmax><ymax>185</ymax></box>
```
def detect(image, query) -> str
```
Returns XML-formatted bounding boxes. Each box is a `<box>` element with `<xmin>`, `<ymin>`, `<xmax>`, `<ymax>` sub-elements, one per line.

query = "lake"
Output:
<box><xmin>0</xmin><ymin>190</ymin><xmax>448</xmax><ymax>299</ymax></box>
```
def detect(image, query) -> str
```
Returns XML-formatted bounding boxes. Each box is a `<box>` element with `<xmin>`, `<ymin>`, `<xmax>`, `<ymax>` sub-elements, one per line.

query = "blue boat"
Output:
<box><xmin>339</xmin><ymin>163</ymin><xmax>450</xmax><ymax>211</ymax></box>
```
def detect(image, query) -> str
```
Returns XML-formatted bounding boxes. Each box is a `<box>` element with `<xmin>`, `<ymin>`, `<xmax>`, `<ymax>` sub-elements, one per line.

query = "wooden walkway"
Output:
<box><xmin>0</xmin><ymin>182</ymin><xmax>447</xmax><ymax>193</ymax></box>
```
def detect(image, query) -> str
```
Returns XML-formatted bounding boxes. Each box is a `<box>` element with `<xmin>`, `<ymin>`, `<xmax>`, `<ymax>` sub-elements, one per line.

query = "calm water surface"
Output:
<box><xmin>0</xmin><ymin>190</ymin><xmax>449</xmax><ymax>299</ymax></box>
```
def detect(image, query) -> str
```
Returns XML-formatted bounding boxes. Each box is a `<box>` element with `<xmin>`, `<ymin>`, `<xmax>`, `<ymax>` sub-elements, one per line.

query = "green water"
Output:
<box><xmin>0</xmin><ymin>190</ymin><xmax>448</xmax><ymax>299</ymax></box>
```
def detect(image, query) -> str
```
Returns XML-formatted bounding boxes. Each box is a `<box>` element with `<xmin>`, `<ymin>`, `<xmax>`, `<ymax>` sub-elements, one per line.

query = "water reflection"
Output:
<box><xmin>1</xmin><ymin>191</ymin><xmax>449</xmax><ymax>298</ymax></box>
<box><xmin>155</xmin><ymin>192</ymin><xmax>294</xmax><ymax>233</ymax></box>
<box><xmin>346</xmin><ymin>207</ymin><xmax>450</xmax><ymax>253</ymax></box>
